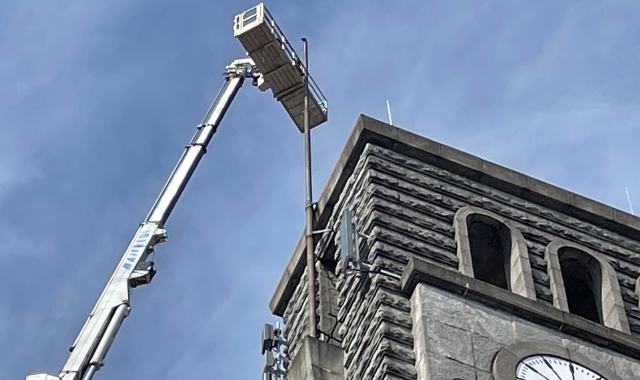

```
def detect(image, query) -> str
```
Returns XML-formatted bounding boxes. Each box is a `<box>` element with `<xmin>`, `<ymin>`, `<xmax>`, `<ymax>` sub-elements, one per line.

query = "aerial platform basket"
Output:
<box><xmin>233</xmin><ymin>3</ymin><xmax>328</xmax><ymax>132</ymax></box>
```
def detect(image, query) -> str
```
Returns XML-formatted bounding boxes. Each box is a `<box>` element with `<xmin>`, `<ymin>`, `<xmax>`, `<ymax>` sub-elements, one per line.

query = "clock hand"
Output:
<box><xmin>569</xmin><ymin>363</ymin><xmax>576</xmax><ymax>380</ymax></box>
<box><xmin>542</xmin><ymin>357</ymin><xmax>564</xmax><ymax>380</ymax></box>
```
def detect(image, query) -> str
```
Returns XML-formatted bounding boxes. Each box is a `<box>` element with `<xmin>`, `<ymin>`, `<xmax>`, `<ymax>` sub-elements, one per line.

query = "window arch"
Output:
<box><xmin>453</xmin><ymin>206</ymin><xmax>536</xmax><ymax>300</ymax></box>
<box><xmin>545</xmin><ymin>239</ymin><xmax>630</xmax><ymax>333</ymax></box>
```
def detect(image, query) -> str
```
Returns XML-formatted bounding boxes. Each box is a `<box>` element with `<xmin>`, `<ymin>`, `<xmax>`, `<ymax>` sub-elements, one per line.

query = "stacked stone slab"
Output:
<box><xmin>269</xmin><ymin>115</ymin><xmax>640</xmax><ymax>380</ymax></box>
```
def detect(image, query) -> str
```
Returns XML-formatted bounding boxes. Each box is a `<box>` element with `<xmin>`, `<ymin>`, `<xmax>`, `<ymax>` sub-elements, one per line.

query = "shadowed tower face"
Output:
<box><xmin>467</xmin><ymin>214</ymin><xmax>512</xmax><ymax>291</ymax></box>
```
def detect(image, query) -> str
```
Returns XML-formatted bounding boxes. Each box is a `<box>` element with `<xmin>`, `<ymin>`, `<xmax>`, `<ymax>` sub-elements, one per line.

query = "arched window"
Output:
<box><xmin>453</xmin><ymin>206</ymin><xmax>536</xmax><ymax>300</ymax></box>
<box><xmin>467</xmin><ymin>214</ymin><xmax>511</xmax><ymax>290</ymax></box>
<box><xmin>545</xmin><ymin>239</ymin><xmax>630</xmax><ymax>333</ymax></box>
<box><xmin>558</xmin><ymin>247</ymin><xmax>602</xmax><ymax>323</ymax></box>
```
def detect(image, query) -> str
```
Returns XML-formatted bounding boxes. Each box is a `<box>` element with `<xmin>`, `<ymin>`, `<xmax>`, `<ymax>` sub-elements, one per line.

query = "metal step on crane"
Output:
<box><xmin>25</xmin><ymin>4</ymin><xmax>327</xmax><ymax>380</ymax></box>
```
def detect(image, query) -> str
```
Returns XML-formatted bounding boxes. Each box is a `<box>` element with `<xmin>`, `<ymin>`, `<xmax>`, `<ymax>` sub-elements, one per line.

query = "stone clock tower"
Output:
<box><xmin>265</xmin><ymin>115</ymin><xmax>640</xmax><ymax>380</ymax></box>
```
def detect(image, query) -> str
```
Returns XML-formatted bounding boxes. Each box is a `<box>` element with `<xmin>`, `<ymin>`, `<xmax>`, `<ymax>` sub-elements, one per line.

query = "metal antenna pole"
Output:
<box><xmin>626</xmin><ymin>187</ymin><xmax>635</xmax><ymax>215</ymax></box>
<box><xmin>302</xmin><ymin>37</ymin><xmax>317</xmax><ymax>339</ymax></box>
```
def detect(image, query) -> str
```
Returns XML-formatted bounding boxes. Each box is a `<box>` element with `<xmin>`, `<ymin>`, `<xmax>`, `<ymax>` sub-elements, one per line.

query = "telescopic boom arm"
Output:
<box><xmin>25</xmin><ymin>58</ymin><xmax>260</xmax><ymax>380</ymax></box>
<box><xmin>27</xmin><ymin>4</ymin><xmax>329</xmax><ymax>379</ymax></box>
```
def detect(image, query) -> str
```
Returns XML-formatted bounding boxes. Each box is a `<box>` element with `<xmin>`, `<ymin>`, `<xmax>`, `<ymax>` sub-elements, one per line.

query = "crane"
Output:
<box><xmin>25</xmin><ymin>4</ymin><xmax>327</xmax><ymax>380</ymax></box>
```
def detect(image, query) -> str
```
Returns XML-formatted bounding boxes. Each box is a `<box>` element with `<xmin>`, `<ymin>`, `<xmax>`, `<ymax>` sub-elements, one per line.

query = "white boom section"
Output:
<box><xmin>26</xmin><ymin>58</ymin><xmax>260</xmax><ymax>380</ymax></box>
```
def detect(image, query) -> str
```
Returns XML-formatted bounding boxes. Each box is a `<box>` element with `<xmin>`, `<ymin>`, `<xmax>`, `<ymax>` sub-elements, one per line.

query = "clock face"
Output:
<box><xmin>516</xmin><ymin>355</ymin><xmax>607</xmax><ymax>380</ymax></box>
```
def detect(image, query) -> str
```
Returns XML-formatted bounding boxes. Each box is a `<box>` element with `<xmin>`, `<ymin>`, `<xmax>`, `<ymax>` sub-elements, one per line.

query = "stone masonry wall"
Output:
<box><xmin>281</xmin><ymin>142</ymin><xmax>370</xmax><ymax>359</ymax></box>
<box><xmin>282</xmin><ymin>270</ymin><xmax>308</xmax><ymax>361</ymax></box>
<box><xmin>411</xmin><ymin>283</ymin><xmax>640</xmax><ymax>379</ymax></box>
<box><xmin>281</xmin><ymin>142</ymin><xmax>640</xmax><ymax>379</ymax></box>
<box><xmin>335</xmin><ymin>143</ymin><xmax>640</xmax><ymax>331</ymax></box>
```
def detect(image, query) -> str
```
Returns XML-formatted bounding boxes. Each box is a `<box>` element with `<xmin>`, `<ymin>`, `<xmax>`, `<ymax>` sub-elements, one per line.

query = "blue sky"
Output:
<box><xmin>2</xmin><ymin>1</ymin><xmax>639</xmax><ymax>379</ymax></box>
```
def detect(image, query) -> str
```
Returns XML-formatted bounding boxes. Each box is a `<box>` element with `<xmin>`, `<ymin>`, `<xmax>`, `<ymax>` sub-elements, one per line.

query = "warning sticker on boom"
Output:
<box><xmin>122</xmin><ymin>225</ymin><xmax>156</xmax><ymax>270</ymax></box>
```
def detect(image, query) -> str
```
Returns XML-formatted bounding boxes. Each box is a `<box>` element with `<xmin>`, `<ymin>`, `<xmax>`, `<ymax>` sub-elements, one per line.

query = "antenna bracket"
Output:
<box><xmin>338</xmin><ymin>209</ymin><xmax>400</xmax><ymax>280</ymax></box>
